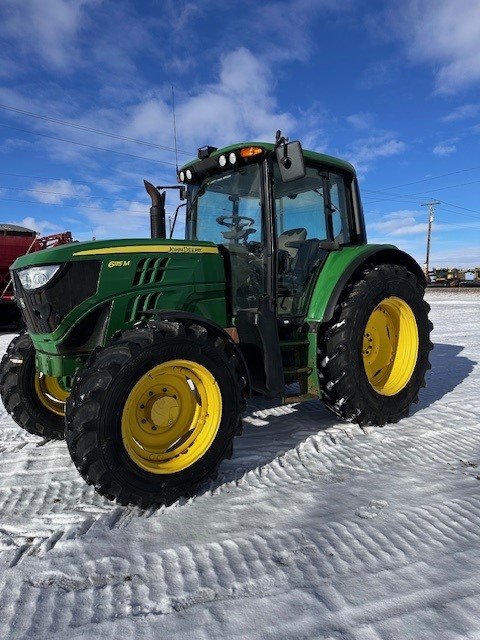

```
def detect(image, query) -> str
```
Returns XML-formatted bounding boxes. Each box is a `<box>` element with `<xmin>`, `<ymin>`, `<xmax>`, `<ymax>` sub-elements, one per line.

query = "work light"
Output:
<box><xmin>218</xmin><ymin>155</ymin><xmax>227</xmax><ymax>167</ymax></box>
<box><xmin>229</xmin><ymin>152</ymin><xmax>237</xmax><ymax>165</ymax></box>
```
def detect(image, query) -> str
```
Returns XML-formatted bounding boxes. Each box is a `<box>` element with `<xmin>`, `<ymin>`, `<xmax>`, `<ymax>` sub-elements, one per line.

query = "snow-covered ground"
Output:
<box><xmin>0</xmin><ymin>289</ymin><xmax>479</xmax><ymax>640</ymax></box>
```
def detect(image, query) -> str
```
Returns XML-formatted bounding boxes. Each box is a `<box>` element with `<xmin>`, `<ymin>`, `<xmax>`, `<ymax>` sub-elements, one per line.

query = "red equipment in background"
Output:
<box><xmin>0</xmin><ymin>224</ymin><xmax>72</xmax><ymax>327</ymax></box>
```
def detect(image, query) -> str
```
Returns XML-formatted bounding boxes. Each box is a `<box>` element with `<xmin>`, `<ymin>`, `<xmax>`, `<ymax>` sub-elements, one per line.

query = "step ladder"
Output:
<box><xmin>279</xmin><ymin>337</ymin><xmax>317</xmax><ymax>404</ymax></box>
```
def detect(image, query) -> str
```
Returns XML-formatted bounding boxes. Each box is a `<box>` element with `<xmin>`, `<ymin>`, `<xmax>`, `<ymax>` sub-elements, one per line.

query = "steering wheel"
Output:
<box><xmin>216</xmin><ymin>215</ymin><xmax>255</xmax><ymax>228</ymax></box>
<box><xmin>216</xmin><ymin>215</ymin><xmax>256</xmax><ymax>242</ymax></box>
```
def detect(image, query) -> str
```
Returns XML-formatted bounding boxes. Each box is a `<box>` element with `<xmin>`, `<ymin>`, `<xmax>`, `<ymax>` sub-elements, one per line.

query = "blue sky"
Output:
<box><xmin>1</xmin><ymin>0</ymin><xmax>480</xmax><ymax>267</ymax></box>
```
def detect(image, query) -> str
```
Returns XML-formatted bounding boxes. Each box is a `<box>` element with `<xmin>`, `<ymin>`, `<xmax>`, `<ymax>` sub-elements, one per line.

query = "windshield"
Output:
<box><xmin>187</xmin><ymin>164</ymin><xmax>263</xmax><ymax>246</ymax></box>
<box><xmin>186</xmin><ymin>163</ymin><xmax>265</xmax><ymax>313</ymax></box>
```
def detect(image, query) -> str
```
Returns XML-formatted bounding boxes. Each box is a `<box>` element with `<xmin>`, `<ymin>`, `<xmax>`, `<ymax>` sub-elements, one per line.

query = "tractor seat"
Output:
<box><xmin>278</xmin><ymin>228</ymin><xmax>307</xmax><ymax>260</ymax></box>
<box><xmin>291</xmin><ymin>239</ymin><xmax>327</xmax><ymax>281</ymax></box>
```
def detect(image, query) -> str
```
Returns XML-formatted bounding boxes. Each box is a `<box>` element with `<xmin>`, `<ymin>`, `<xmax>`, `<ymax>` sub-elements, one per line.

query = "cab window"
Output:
<box><xmin>273</xmin><ymin>163</ymin><xmax>351</xmax><ymax>315</ymax></box>
<box><xmin>187</xmin><ymin>164</ymin><xmax>265</xmax><ymax>312</ymax></box>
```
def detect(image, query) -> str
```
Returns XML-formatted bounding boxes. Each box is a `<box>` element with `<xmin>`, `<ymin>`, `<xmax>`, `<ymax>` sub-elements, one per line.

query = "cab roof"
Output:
<box><xmin>179</xmin><ymin>141</ymin><xmax>356</xmax><ymax>175</ymax></box>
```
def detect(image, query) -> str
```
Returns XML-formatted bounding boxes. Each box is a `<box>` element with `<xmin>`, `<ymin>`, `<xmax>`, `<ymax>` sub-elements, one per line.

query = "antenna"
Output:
<box><xmin>171</xmin><ymin>85</ymin><xmax>179</xmax><ymax>174</ymax></box>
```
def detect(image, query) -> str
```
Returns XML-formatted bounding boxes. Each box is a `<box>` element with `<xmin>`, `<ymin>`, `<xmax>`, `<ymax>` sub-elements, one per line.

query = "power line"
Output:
<box><xmin>435</xmin><ymin>207</ymin><xmax>480</xmax><ymax>220</ymax></box>
<box><xmin>438</xmin><ymin>200</ymin><xmax>480</xmax><ymax>216</ymax></box>
<box><xmin>0</xmin><ymin>171</ymin><xmax>156</xmax><ymax>193</ymax></box>
<box><xmin>0</xmin><ymin>195</ymin><xmax>145</xmax><ymax>213</ymax></box>
<box><xmin>364</xmin><ymin>165</ymin><xmax>480</xmax><ymax>192</ymax></box>
<box><xmin>364</xmin><ymin>178</ymin><xmax>480</xmax><ymax>199</ymax></box>
<box><xmin>0</xmin><ymin>122</ymin><xmax>178</xmax><ymax>166</ymax></box>
<box><xmin>0</xmin><ymin>195</ymin><xmax>177</xmax><ymax>215</ymax></box>
<box><xmin>0</xmin><ymin>184</ymin><xmax>147</xmax><ymax>204</ymax></box>
<box><xmin>0</xmin><ymin>102</ymin><xmax>194</xmax><ymax>156</ymax></box>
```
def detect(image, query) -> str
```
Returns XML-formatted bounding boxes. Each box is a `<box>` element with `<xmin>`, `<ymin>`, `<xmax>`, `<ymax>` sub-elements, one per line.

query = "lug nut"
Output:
<box><xmin>141</xmin><ymin>419</ymin><xmax>146</xmax><ymax>424</ymax></box>
<box><xmin>152</xmin><ymin>426</ymin><xmax>157</xmax><ymax>431</ymax></box>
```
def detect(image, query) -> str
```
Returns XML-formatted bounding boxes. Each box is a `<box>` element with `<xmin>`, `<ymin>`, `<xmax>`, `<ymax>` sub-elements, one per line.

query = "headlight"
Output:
<box><xmin>229</xmin><ymin>152</ymin><xmax>237</xmax><ymax>165</ymax></box>
<box><xmin>186</xmin><ymin>168</ymin><xmax>193</xmax><ymax>180</ymax></box>
<box><xmin>179</xmin><ymin>170</ymin><xmax>185</xmax><ymax>182</ymax></box>
<box><xmin>17</xmin><ymin>265</ymin><xmax>61</xmax><ymax>290</ymax></box>
<box><xmin>218</xmin><ymin>155</ymin><xmax>227</xmax><ymax>167</ymax></box>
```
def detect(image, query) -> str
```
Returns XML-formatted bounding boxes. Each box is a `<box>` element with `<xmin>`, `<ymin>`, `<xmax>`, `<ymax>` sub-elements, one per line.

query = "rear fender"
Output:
<box><xmin>307</xmin><ymin>244</ymin><xmax>425</xmax><ymax>326</ymax></box>
<box><xmin>305</xmin><ymin>244</ymin><xmax>425</xmax><ymax>397</ymax></box>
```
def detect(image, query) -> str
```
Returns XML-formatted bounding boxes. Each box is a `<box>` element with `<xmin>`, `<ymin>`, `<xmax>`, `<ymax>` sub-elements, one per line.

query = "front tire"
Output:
<box><xmin>318</xmin><ymin>264</ymin><xmax>433</xmax><ymax>426</ymax></box>
<box><xmin>65</xmin><ymin>321</ymin><xmax>246</xmax><ymax>508</ymax></box>
<box><xmin>0</xmin><ymin>333</ymin><xmax>67</xmax><ymax>439</ymax></box>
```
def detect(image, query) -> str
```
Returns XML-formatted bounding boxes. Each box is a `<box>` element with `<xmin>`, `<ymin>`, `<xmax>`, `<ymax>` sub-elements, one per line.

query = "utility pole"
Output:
<box><xmin>421</xmin><ymin>200</ymin><xmax>440</xmax><ymax>277</ymax></box>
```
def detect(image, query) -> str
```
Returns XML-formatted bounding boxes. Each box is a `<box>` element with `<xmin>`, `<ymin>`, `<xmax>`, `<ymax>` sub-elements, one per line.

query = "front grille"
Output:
<box><xmin>14</xmin><ymin>260</ymin><xmax>101</xmax><ymax>333</ymax></box>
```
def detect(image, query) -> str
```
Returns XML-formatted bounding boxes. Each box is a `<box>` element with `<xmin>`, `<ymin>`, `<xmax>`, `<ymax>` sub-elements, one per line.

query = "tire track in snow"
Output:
<box><xmin>0</xmin><ymin>392</ymin><xmax>478</xmax><ymax>565</ymax></box>
<box><xmin>3</xmin><ymin>493</ymin><xmax>480</xmax><ymax>637</ymax></box>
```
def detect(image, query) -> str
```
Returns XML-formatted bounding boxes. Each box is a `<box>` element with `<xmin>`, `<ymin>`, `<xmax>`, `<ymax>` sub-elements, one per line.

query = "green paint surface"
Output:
<box><xmin>15</xmin><ymin>239</ymin><xmax>227</xmax><ymax>377</ymax></box>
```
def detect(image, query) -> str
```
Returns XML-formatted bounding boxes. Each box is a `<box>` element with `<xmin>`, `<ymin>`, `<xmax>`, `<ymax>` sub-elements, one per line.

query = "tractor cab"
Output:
<box><xmin>165</xmin><ymin>137</ymin><xmax>366</xmax><ymax>397</ymax></box>
<box><xmin>177</xmin><ymin>139</ymin><xmax>365</xmax><ymax>315</ymax></box>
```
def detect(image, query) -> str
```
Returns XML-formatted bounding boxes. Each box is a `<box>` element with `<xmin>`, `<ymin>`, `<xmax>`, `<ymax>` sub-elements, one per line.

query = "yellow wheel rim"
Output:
<box><xmin>121</xmin><ymin>359</ymin><xmax>222</xmax><ymax>474</ymax></box>
<box><xmin>34</xmin><ymin>373</ymin><xmax>69</xmax><ymax>416</ymax></box>
<box><xmin>362</xmin><ymin>296</ymin><xmax>419</xmax><ymax>396</ymax></box>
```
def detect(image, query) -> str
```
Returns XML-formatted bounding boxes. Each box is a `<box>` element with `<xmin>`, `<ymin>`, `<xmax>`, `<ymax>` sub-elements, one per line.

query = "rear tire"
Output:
<box><xmin>0</xmin><ymin>332</ymin><xmax>66</xmax><ymax>439</ymax></box>
<box><xmin>65</xmin><ymin>320</ymin><xmax>246</xmax><ymax>508</ymax></box>
<box><xmin>318</xmin><ymin>264</ymin><xmax>433</xmax><ymax>426</ymax></box>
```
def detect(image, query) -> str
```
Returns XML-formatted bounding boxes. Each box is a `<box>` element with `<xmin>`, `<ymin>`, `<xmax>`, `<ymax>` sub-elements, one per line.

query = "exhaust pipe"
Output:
<box><xmin>144</xmin><ymin>180</ymin><xmax>166</xmax><ymax>239</ymax></box>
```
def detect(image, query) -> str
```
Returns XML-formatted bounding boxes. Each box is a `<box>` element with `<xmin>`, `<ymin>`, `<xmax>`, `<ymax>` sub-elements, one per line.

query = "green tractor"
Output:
<box><xmin>0</xmin><ymin>135</ymin><xmax>432</xmax><ymax>507</ymax></box>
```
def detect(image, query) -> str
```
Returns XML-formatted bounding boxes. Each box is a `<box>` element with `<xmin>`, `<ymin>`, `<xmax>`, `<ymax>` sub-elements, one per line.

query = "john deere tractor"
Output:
<box><xmin>0</xmin><ymin>135</ymin><xmax>432</xmax><ymax>507</ymax></box>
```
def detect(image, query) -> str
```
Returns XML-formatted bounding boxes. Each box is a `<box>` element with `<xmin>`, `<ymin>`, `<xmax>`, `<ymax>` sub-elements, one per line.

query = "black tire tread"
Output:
<box><xmin>317</xmin><ymin>263</ymin><xmax>433</xmax><ymax>427</ymax></box>
<box><xmin>65</xmin><ymin>319</ymin><xmax>246</xmax><ymax>508</ymax></box>
<box><xmin>0</xmin><ymin>332</ymin><xmax>65</xmax><ymax>439</ymax></box>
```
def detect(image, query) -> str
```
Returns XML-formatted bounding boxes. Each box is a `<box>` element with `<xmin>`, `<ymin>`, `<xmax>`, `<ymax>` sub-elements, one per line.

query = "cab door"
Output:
<box><xmin>273</xmin><ymin>163</ymin><xmax>353</xmax><ymax>318</ymax></box>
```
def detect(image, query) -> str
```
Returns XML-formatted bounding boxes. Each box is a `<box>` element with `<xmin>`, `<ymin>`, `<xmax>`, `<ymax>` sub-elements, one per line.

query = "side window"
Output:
<box><xmin>273</xmin><ymin>163</ymin><xmax>352</xmax><ymax>316</ymax></box>
<box><xmin>329</xmin><ymin>173</ymin><xmax>351</xmax><ymax>244</ymax></box>
<box><xmin>275</xmin><ymin>167</ymin><xmax>326</xmax><ymax>240</ymax></box>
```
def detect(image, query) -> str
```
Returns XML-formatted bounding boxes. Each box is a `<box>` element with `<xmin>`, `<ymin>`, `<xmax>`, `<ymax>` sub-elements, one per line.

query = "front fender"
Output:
<box><xmin>141</xmin><ymin>309</ymin><xmax>251</xmax><ymax>397</ymax></box>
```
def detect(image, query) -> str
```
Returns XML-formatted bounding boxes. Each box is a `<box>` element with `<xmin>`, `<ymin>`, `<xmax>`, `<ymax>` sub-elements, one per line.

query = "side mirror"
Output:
<box><xmin>275</xmin><ymin>140</ymin><xmax>306</xmax><ymax>182</ymax></box>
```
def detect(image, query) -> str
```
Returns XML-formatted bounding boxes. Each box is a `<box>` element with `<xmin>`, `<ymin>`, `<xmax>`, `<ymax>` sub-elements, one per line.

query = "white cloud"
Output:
<box><xmin>386</xmin><ymin>0</ymin><xmax>480</xmax><ymax>93</ymax></box>
<box><xmin>345</xmin><ymin>133</ymin><xmax>406</xmax><ymax>174</ymax></box>
<box><xmin>345</xmin><ymin>112</ymin><xmax>373</xmax><ymax>130</ymax></box>
<box><xmin>12</xmin><ymin>216</ymin><xmax>61</xmax><ymax>236</ymax></box>
<box><xmin>0</xmin><ymin>0</ymin><xmax>94</xmax><ymax>71</ymax></box>
<box><xmin>124</xmin><ymin>48</ymin><xmax>297</xmax><ymax>152</ymax></box>
<box><xmin>370</xmin><ymin>211</ymin><xmax>427</xmax><ymax>237</ymax></box>
<box><xmin>441</xmin><ymin>104</ymin><xmax>479</xmax><ymax>122</ymax></box>
<box><xmin>245</xmin><ymin>0</ymin><xmax>352</xmax><ymax>64</ymax></box>
<box><xmin>433</xmin><ymin>142</ymin><xmax>456</xmax><ymax>156</ymax></box>
<box><xmin>29</xmin><ymin>179</ymin><xmax>91</xmax><ymax>205</ymax></box>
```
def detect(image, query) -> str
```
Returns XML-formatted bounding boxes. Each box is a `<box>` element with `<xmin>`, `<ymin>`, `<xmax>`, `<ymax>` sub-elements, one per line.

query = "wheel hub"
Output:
<box><xmin>362</xmin><ymin>297</ymin><xmax>419</xmax><ymax>396</ymax></box>
<box><xmin>148</xmin><ymin>395</ymin><xmax>180</xmax><ymax>431</ymax></box>
<box><xmin>34</xmin><ymin>373</ymin><xmax>69</xmax><ymax>416</ymax></box>
<box><xmin>121</xmin><ymin>359</ymin><xmax>222</xmax><ymax>474</ymax></box>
